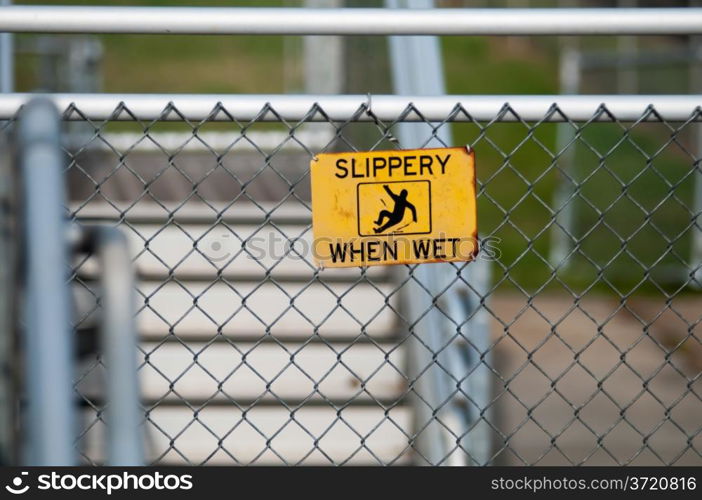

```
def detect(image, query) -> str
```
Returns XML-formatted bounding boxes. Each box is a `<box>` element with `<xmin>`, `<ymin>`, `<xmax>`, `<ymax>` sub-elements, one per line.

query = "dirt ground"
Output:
<box><xmin>488</xmin><ymin>292</ymin><xmax>701</xmax><ymax>465</ymax></box>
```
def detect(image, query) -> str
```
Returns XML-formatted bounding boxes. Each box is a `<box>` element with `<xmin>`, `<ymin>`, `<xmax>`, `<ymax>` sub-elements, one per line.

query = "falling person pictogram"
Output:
<box><xmin>373</xmin><ymin>185</ymin><xmax>417</xmax><ymax>234</ymax></box>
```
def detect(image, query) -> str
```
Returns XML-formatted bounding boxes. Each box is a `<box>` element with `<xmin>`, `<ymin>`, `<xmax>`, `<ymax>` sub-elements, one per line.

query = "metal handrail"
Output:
<box><xmin>17</xmin><ymin>98</ymin><xmax>75</xmax><ymax>465</ymax></box>
<box><xmin>0</xmin><ymin>89</ymin><xmax>16</xmax><ymax>465</ymax></box>
<box><xmin>1</xmin><ymin>94</ymin><xmax>701</xmax><ymax>122</ymax></box>
<box><xmin>71</xmin><ymin>225</ymin><xmax>143</xmax><ymax>466</ymax></box>
<box><xmin>1</xmin><ymin>6</ymin><xmax>702</xmax><ymax>35</ymax></box>
<box><xmin>17</xmin><ymin>99</ymin><xmax>142</xmax><ymax>465</ymax></box>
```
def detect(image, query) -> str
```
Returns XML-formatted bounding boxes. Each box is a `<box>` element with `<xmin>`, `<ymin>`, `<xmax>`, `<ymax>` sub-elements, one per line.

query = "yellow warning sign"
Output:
<box><xmin>311</xmin><ymin>146</ymin><xmax>477</xmax><ymax>268</ymax></box>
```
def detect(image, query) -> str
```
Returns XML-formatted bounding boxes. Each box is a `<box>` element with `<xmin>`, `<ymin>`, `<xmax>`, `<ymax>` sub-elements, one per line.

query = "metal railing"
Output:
<box><xmin>1</xmin><ymin>94</ymin><xmax>701</xmax><ymax>122</ymax></box>
<box><xmin>1</xmin><ymin>6</ymin><xmax>702</xmax><ymax>35</ymax></box>
<box><xmin>70</xmin><ymin>225</ymin><xmax>143</xmax><ymax>466</ymax></box>
<box><xmin>13</xmin><ymin>99</ymin><xmax>142</xmax><ymax>465</ymax></box>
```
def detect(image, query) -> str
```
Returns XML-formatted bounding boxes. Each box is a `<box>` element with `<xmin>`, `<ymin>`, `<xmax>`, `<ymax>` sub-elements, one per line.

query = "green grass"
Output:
<box><xmin>16</xmin><ymin>0</ymin><xmax>290</xmax><ymax>93</ymax></box>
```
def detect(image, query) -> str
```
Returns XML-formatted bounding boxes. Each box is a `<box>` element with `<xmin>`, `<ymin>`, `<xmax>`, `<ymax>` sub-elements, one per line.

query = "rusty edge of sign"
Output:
<box><xmin>311</xmin><ymin>145</ymin><xmax>479</xmax><ymax>270</ymax></box>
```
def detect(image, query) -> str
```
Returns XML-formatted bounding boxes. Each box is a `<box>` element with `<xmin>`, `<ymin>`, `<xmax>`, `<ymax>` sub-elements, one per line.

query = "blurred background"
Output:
<box><xmin>12</xmin><ymin>0</ymin><xmax>702</xmax><ymax>292</ymax></box>
<box><xmin>1</xmin><ymin>0</ymin><xmax>700</xmax><ymax>466</ymax></box>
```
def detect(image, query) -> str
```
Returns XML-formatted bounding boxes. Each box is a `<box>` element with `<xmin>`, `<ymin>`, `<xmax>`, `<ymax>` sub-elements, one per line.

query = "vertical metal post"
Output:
<box><xmin>691</xmin><ymin>0</ymin><xmax>702</xmax><ymax>288</ymax></box>
<box><xmin>549</xmin><ymin>42</ymin><xmax>581</xmax><ymax>269</ymax></box>
<box><xmin>693</xmin><ymin>126</ymin><xmax>702</xmax><ymax>287</ymax></box>
<box><xmin>304</xmin><ymin>0</ymin><xmax>343</xmax><ymax>95</ymax></box>
<box><xmin>95</xmin><ymin>227</ymin><xmax>143</xmax><ymax>466</ymax></box>
<box><xmin>66</xmin><ymin>37</ymin><xmax>103</xmax><ymax>149</ymax></box>
<box><xmin>386</xmin><ymin>0</ymin><xmax>492</xmax><ymax>466</ymax></box>
<box><xmin>386</xmin><ymin>0</ymin><xmax>451</xmax><ymax>466</ymax></box>
<box><xmin>303</xmin><ymin>0</ymin><xmax>343</xmax><ymax>147</ymax></box>
<box><xmin>617</xmin><ymin>0</ymin><xmax>638</xmax><ymax>94</ymax></box>
<box><xmin>18</xmin><ymin>99</ymin><xmax>75</xmax><ymax>465</ymax></box>
<box><xmin>0</xmin><ymin>0</ymin><xmax>13</xmax><ymax>94</ymax></box>
<box><xmin>0</xmin><ymin>106</ymin><xmax>16</xmax><ymax>464</ymax></box>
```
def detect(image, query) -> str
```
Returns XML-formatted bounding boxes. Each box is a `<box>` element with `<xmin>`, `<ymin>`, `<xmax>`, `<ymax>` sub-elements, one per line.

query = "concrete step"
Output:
<box><xmin>72</xmin><ymin>202</ymin><xmax>412</xmax><ymax>465</ymax></box>
<box><xmin>77</xmin><ymin>341</ymin><xmax>407</xmax><ymax>405</ymax></box>
<box><xmin>74</xmin><ymin>223</ymin><xmax>389</xmax><ymax>282</ymax></box>
<box><xmin>81</xmin><ymin>406</ymin><xmax>412</xmax><ymax>465</ymax></box>
<box><xmin>68</xmin><ymin>151</ymin><xmax>312</xmax><ymax>203</ymax></box>
<box><xmin>75</xmin><ymin>280</ymin><xmax>399</xmax><ymax>340</ymax></box>
<box><xmin>72</xmin><ymin>202</ymin><xmax>390</xmax><ymax>282</ymax></box>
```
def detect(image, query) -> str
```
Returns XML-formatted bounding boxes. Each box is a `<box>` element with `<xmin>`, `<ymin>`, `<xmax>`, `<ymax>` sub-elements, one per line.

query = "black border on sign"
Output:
<box><xmin>356</xmin><ymin>179</ymin><xmax>432</xmax><ymax>237</ymax></box>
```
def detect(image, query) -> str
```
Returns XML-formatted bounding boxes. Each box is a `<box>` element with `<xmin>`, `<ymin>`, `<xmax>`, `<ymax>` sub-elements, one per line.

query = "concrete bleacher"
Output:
<box><xmin>73</xmin><ymin>199</ymin><xmax>414</xmax><ymax>465</ymax></box>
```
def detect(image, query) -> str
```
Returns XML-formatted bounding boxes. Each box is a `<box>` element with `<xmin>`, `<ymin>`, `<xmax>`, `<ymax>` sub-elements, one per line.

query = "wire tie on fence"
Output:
<box><xmin>363</xmin><ymin>93</ymin><xmax>400</xmax><ymax>146</ymax></box>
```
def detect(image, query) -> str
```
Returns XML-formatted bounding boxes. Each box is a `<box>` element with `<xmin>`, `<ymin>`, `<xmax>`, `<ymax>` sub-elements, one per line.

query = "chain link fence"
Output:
<box><xmin>28</xmin><ymin>100</ymin><xmax>700</xmax><ymax>465</ymax></box>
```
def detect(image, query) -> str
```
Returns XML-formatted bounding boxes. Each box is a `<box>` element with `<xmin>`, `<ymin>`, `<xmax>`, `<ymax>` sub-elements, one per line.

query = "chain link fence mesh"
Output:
<box><xmin>39</xmin><ymin>101</ymin><xmax>702</xmax><ymax>465</ymax></box>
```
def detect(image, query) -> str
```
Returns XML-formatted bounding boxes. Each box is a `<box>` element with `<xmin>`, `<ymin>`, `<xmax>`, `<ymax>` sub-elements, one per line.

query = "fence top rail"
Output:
<box><xmin>1</xmin><ymin>6</ymin><xmax>702</xmax><ymax>36</ymax></box>
<box><xmin>0</xmin><ymin>93</ymin><xmax>699</xmax><ymax>123</ymax></box>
